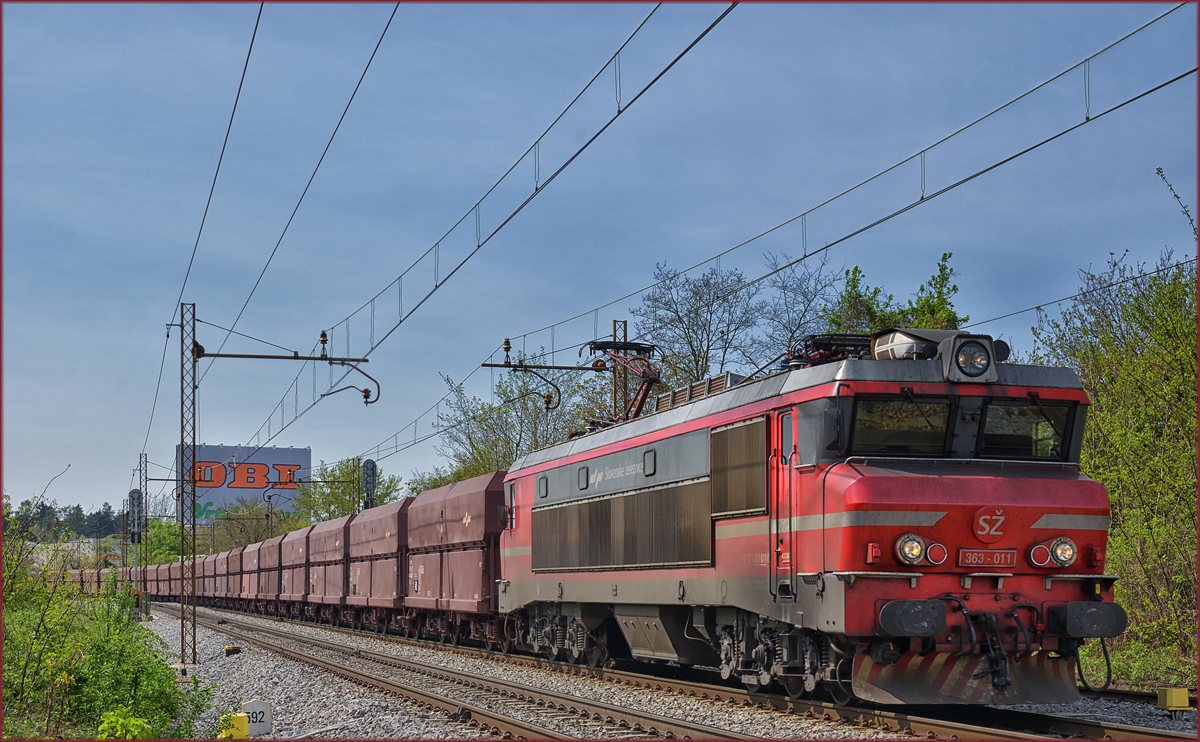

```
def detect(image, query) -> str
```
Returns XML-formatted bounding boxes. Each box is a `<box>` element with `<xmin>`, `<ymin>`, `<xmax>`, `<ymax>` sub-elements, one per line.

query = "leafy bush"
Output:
<box><xmin>3</xmin><ymin>493</ymin><xmax>229</xmax><ymax>738</ymax></box>
<box><xmin>97</xmin><ymin>707</ymin><xmax>152</xmax><ymax>739</ymax></box>
<box><xmin>1033</xmin><ymin>250</ymin><xmax>1197</xmax><ymax>687</ymax></box>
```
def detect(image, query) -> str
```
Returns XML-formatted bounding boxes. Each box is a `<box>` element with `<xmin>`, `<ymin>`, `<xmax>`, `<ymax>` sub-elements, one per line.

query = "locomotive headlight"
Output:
<box><xmin>1050</xmin><ymin>537</ymin><xmax>1077</xmax><ymax>567</ymax></box>
<box><xmin>955</xmin><ymin>341</ymin><xmax>991</xmax><ymax>377</ymax></box>
<box><xmin>895</xmin><ymin>534</ymin><xmax>926</xmax><ymax>565</ymax></box>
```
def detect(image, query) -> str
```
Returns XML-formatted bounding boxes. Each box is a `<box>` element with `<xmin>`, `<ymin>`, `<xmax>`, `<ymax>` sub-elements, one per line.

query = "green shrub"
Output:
<box><xmin>97</xmin><ymin>707</ymin><xmax>152</xmax><ymax>739</ymax></box>
<box><xmin>3</xmin><ymin>494</ymin><xmax>230</xmax><ymax>738</ymax></box>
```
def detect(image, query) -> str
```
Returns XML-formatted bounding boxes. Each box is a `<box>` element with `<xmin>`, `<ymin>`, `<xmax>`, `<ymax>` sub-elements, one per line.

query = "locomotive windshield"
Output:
<box><xmin>978</xmin><ymin>399</ymin><xmax>1071</xmax><ymax>459</ymax></box>
<box><xmin>850</xmin><ymin>398</ymin><xmax>951</xmax><ymax>454</ymax></box>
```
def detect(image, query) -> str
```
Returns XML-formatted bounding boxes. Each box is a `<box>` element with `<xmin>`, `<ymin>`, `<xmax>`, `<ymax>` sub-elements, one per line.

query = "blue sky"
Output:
<box><xmin>4</xmin><ymin>3</ymin><xmax>1195</xmax><ymax>514</ymax></box>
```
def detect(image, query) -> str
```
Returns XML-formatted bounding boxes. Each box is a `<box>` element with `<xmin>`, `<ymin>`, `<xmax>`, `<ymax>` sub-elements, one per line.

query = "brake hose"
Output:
<box><xmin>1009</xmin><ymin>603</ymin><xmax>1041</xmax><ymax>660</ymax></box>
<box><xmin>1010</xmin><ymin>612</ymin><xmax>1033</xmax><ymax>659</ymax></box>
<box><xmin>1076</xmin><ymin>637</ymin><xmax>1112</xmax><ymax>692</ymax></box>
<box><xmin>937</xmin><ymin>595</ymin><xmax>977</xmax><ymax>657</ymax></box>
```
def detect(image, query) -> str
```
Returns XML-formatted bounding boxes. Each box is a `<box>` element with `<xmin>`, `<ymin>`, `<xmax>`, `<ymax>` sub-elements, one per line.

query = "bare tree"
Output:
<box><xmin>410</xmin><ymin>356</ymin><xmax>610</xmax><ymax>494</ymax></box>
<box><xmin>752</xmin><ymin>251</ymin><xmax>837</xmax><ymax>362</ymax></box>
<box><xmin>630</xmin><ymin>263</ymin><xmax>766</xmax><ymax>386</ymax></box>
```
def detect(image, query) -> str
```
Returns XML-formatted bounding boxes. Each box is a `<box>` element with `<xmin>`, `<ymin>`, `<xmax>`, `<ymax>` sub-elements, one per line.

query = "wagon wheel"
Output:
<box><xmin>544</xmin><ymin>643</ymin><xmax>561</xmax><ymax>662</ymax></box>
<box><xmin>583</xmin><ymin>626</ymin><xmax>610</xmax><ymax>668</ymax></box>
<box><xmin>484</xmin><ymin>635</ymin><xmax>496</xmax><ymax>652</ymax></box>
<box><xmin>743</xmin><ymin>676</ymin><xmax>765</xmax><ymax>694</ymax></box>
<box><xmin>448</xmin><ymin>625</ymin><xmax>462</xmax><ymax>646</ymax></box>
<box><xmin>499</xmin><ymin>635</ymin><xmax>513</xmax><ymax>654</ymax></box>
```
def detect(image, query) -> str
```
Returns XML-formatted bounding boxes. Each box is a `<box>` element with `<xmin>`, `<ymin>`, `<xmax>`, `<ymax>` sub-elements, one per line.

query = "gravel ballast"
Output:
<box><xmin>145</xmin><ymin>611</ymin><xmax>489</xmax><ymax>739</ymax></box>
<box><xmin>147</xmin><ymin>606</ymin><xmax>1195</xmax><ymax>738</ymax></box>
<box><xmin>1001</xmin><ymin>696</ymin><xmax>1196</xmax><ymax>735</ymax></box>
<box><xmin>148</xmin><ymin>607</ymin><xmax>902</xmax><ymax>739</ymax></box>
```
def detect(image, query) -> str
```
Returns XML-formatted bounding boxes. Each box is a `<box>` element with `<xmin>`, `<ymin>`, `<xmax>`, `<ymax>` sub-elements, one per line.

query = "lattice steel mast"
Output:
<box><xmin>139</xmin><ymin>453</ymin><xmax>149</xmax><ymax>618</ymax></box>
<box><xmin>179</xmin><ymin>303</ymin><xmax>198</xmax><ymax>666</ymax></box>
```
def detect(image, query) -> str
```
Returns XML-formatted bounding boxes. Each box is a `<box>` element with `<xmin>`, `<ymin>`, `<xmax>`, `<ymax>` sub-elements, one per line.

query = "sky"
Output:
<box><xmin>4</xmin><ymin>3</ymin><xmax>1196</xmax><ymax>515</ymax></box>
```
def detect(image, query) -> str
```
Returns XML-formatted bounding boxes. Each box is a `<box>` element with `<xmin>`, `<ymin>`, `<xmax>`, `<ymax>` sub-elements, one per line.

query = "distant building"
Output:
<box><xmin>27</xmin><ymin>539</ymin><xmax>96</xmax><ymax>567</ymax></box>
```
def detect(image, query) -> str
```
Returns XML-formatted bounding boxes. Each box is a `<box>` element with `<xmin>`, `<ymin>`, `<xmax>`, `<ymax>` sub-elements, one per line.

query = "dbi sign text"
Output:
<box><xmin>192</xmin><ymin>462</ymin><xmax>301</xmax><ymax>521</ymax></box>
<box><xmin>194</xmin><ymin>462</ymin><xmax>301</xmax><ymax>489</ymax></box>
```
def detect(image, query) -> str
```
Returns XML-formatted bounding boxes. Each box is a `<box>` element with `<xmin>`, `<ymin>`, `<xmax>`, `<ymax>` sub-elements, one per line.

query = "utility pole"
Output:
<box><xmin>120</xmin><ymin>509</ymin><xmax>129</xmax><ymax>573</ymax></box>
<box><xmin>138</xmin><ymin>454</ymin><xmax>149</xmax><ymax>618</ymax></box>
<box><xmin>175</xmin><ymin>303</ymin><xmax>377</xmax><ymax>669</ymax></box>
<box><xmin>180</xmin><ymin>303</ymin><xmax>198</xmax><ymax>668</ymax></box>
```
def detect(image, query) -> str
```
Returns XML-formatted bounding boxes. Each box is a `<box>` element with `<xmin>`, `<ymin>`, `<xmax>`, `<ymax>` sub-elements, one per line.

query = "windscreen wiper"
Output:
<box><xmin>1026</xmin><ymin>392</ymin><xmax>1064</xmax><ymax>441</ymax></box>
<box><xmin>900</xmin><ymin>387</ymin><xmax>940</xmax><ymax>432</ymax></box>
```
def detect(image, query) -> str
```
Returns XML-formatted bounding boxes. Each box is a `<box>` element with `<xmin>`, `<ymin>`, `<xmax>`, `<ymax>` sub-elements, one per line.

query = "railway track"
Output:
<box><xmin>159</xmin><ymin>604</ymin><xmax>761</xmax><ymax>739</ymax></box>
<box><xmin>157</xmin><ymin>603</ymin><xmax>1190</xmax><ymax>740</ymax></box>
<box><xmin>1079</xmin><ymin>686</ymin><xmax>1197</xmax><ymax>706</ymax></box>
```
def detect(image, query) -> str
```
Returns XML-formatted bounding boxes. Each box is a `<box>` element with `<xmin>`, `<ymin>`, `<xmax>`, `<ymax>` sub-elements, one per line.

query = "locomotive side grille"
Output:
<box><xmin>711</xmin><ymin>417</ymin><xmax>767</xmax><ymax>515</ymax></box>
<box><xmin>532</xmin><ymin>480</ymin><xmax>712</xmax><ymax>571</ymax></box>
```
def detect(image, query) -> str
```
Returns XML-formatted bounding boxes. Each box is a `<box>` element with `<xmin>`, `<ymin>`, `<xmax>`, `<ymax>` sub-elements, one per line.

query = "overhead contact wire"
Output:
<box><xmin>510</xmin><ymin>1</ymin><xmax>1190</xmax><ymax>343</ymax></box>
<box><xmin>239</xmin><ymin>7</ymin><xmax>1189</xmax><ymax>467</ymax></box>
<box><xmin>233</xmin><ymin>4</ymin><xmax>737</xmax><ymax>458</ymax></box>
<box><xmin>200</xmin><ymin>2</ymin><xmax>401</xmax><ymax>383</ymax></box>
<box><xmin>354</xmin><ymin>66</ymin><xmax>1197</xmax><ymax>467</ymax></box>
<box><xmin>139</xmin><ymin>3</ymin><xmax>263</xmax><ymax>456</ymax></box>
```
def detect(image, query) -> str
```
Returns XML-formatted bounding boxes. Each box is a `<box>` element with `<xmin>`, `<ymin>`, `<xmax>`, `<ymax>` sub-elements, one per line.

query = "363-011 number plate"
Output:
<box><xmin>957</xmin><ymin>548</ymin><xmax>1017</xmax><ymax>568</ymax></box>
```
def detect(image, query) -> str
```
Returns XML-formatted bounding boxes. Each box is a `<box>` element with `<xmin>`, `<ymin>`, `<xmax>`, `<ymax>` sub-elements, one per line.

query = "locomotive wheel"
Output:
<box><xmin>827</xmin><ymin>683</ymin><xmax>854</xmax><ymax>706</ymax></box>
<box><xmin>782</xmin><ymin>677</ymin><xmax>810</xmax><ymax>700</ymax></box>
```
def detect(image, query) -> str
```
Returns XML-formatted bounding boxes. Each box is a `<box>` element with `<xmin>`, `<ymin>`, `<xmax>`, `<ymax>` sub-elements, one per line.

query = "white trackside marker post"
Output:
<box><xmin>242</xmin><ymin>700</ymin><xmax>272</xmax><ymax>737</ymax></box>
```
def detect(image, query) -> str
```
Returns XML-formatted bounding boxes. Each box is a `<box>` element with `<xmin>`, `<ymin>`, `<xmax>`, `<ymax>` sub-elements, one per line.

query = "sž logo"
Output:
<box><xmin>972</xmin><ymin>506</ymin><xmax>1006</xmax><ymax>544</ymax></box>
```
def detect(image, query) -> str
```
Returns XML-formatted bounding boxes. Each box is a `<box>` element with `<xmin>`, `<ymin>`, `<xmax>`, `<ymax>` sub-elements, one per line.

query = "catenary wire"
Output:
<box><xmin>138</xmin><ymin>4</ymin><xmax>264</xmax><ymax>456</ymax></box>
<box><xmin>507</xmin><ymin>2</ymin><xmax>1191</xmax><ymax>343</ymax></box>
<box><xmin>623</xmin><ymin>68</ymin><xmax>1197</xmax><ymax>346</ymax></box>
<box><xmin>227</xmin><ymin>4</ymin><xmax>738</xmax><ymax>462</ymax></box>
<box><xmin>320</xmin><ymin>3</ymin><xmax>666</xmax><ymax>333</ymax></box>
<box><xmin>963</xmin><ymin>257</ymin><xmax>1197</xmax><ymax>329</ymax></box>
<box><xmin>200</xmin><ymin>2</ymin><xmax>402</xmax><ymax>383</ymax></box>
<box><xmin>351</xmin><ymin>15</ymin><xmax>1200</xmax><ymax>463</ymax></box>
<box><xmin>209</xmin><ymin>11</ymin><xmax>1190</xmax><ymax>473</ymax></box>
<box><xmin>352</xmin><ymin>65</ymin><xmax>1197</xmax><ymax>464</ymax></box>
<box><xmin>366</xmin><ymin>254</ymin><xmax>1199</xmax><ymax>467</ymax></box>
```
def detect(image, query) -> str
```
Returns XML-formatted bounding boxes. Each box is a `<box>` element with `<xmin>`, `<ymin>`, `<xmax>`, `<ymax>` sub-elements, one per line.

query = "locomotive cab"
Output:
<box><xmin>789</xmin><ymin>329</ymin><xmax>1127</xmax><ymax>703</ymax></box>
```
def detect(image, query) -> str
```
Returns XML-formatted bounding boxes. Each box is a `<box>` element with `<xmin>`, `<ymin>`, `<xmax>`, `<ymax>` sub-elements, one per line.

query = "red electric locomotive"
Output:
<box><xmin>497</xmin><ymin>329</ymin><xmax>1126</xmax><ymax>704</ymax></box>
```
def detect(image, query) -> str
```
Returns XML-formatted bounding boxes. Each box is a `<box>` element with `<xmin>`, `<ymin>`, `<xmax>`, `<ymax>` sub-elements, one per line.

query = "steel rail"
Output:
<box><xmin>158</xmin><ymin>604</ymin><xmax>1193</xmax><ymax>740</ymax></box>
<box><xmin>1079</xmin><ymin>686</ymin><xmax>1196</xmax><ymax>706</ymax></box>
<box><xmin>160</xmin><ymin>605</ymin><xmax>753</xmax><ymax>740</ymax></box>
<box><xmin>159</xmin><ymin>606</ymin><xmax>562</xmax><ymax>740</ymax></box>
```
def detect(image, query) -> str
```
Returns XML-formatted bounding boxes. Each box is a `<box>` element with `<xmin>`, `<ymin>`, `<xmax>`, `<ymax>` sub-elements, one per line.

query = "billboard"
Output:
<box><xmin>176</xmin><ymin>445</ymin><xmax>312</xmax><ymax>524</ymax></box>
